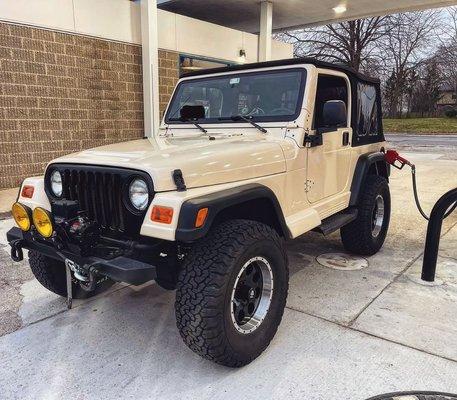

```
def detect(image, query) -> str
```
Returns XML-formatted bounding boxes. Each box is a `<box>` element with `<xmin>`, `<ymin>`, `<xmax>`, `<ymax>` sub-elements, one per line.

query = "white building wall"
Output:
<box><xmin>74</xmin><ymin>0</ymin><xmax>143</xmax><ymax>44</ymax></box>
<box><xmin>0</xmin><ymin>0</ymin><xmax>293</xmax><ymax>63</ymax></box>
<box><xmin>0</xmin><ymin>0</ymin><xmax>75</xmax><ymax>32</ymax></box>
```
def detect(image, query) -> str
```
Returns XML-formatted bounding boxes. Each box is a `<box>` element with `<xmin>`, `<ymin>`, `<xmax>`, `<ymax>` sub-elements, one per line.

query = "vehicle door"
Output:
<box><xmin>306</xmin><ymin>72</ymin><xmax>352</xmax><ymax>203</ymax></box>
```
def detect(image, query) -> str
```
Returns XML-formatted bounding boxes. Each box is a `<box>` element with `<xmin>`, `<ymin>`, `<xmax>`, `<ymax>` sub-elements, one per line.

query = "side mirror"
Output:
<box><xmin>322</xmin><ymin>100</ymin><xmax>347</xmax><ymax>128</ymax></box>
<box><xmin>180</xmin><ymin>105</ymin><xmax>205</xmax><ymax>120</ymax></box>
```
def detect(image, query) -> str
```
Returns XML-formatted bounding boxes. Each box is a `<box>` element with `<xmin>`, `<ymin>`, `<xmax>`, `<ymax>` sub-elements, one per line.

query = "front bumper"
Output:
<box><xmin>7</xmin><ymin>227</ymin><xmax>157</xmax><ymax>286</ymax></box>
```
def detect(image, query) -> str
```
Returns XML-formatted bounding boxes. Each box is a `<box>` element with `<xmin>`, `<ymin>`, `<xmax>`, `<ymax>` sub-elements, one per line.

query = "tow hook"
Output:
<box><xmin>64</xmin><ymin>259</ymin><xmax>99</xmax><ymax>309</ymax></box>
<box><xmin>10</xmin><ymin>240</ymin><xmax>24</xmax><ymax>262</ymax></box>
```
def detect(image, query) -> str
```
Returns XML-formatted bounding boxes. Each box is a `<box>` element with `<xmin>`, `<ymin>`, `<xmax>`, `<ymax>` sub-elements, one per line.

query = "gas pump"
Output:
<box><xmin>384</xmin><ymin>150</ymin><xmax>457</xmax><ymax>282</ymax></box>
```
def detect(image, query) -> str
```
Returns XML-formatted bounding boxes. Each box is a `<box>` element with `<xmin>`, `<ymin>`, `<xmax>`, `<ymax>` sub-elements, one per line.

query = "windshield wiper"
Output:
<box><xmin>168</xmin><ymin>117</ymin><xmax>215</xmax><ymax>140</ymax></box>
<box><xmin>179</xmin><ymin>118</ymin><xmax>207</xmax><ymax>134</ymax></box>
<box><xmin>220</xmin><ymin>115</ymin><xmax>267</xmax><ymax>133</ymax></box>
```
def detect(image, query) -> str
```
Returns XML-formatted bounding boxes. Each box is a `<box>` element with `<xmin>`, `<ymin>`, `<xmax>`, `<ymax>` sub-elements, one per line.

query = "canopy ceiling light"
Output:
<box><xmin>333</xmin><ymin>4</ymin><xmax>347</xmax><ymax>14</ymax></box>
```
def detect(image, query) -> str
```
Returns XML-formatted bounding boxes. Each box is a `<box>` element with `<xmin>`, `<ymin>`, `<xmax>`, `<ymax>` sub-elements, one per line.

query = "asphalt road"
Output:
<box><xmin>385</xmin><ymin>134</ymin><xmax>457</xmax><ymax>161</ymax></box>
<box><xmin>385</xmin><ymin>134</ymin><xmax>457</xmax><ymax>148</ymax></box>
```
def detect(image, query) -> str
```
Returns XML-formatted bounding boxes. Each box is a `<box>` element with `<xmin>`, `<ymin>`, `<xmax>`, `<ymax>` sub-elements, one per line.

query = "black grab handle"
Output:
<box><xmin>421</xmin><ymin>188</ymin><xmax>457</xmax><ymax>282</ymax></box>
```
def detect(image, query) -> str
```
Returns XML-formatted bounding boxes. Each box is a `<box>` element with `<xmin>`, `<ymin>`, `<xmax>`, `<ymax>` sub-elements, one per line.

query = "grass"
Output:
<box><xmin>383</xmin><ymin>118</ymin><xmax>457</xmax><ymax>134</ymax></box>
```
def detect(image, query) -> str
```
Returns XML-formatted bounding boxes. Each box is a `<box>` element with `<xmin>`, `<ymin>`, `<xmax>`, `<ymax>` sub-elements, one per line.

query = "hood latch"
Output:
<box><xmin>173</xmin><ymin>169</ymin><xmax>187</xmax><ymax>192</ymax></box>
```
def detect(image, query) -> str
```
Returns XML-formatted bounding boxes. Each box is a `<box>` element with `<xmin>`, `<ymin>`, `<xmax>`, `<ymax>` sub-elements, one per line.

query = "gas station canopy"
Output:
<box><xmin>143</xmin><ymin>0</ymin><xmax>457</xmax><ymax>134</ymax></box>
<box><xmin>157</xmin><ymin>0</ymin><xmax>457</xmax><ymax>32</ymax></box>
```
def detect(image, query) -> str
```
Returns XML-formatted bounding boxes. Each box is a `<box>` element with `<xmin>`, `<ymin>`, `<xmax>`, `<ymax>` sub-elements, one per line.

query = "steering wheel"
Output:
<box><xmin>246</xmin><ymin>107</ymin><xmax>265</xmax><ymax>116</ymax></box>
<box><xmin>270</xmin><ymin>107</ymin><xmax>294</xmax><ymax>115</ymax></box>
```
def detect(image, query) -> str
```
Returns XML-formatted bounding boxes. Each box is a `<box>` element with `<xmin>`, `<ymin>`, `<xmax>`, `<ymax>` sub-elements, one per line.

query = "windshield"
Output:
<box><xmin>165</xmin><ymin>68</ymin><xmax>306</xmax><ymax>124</ymax></box>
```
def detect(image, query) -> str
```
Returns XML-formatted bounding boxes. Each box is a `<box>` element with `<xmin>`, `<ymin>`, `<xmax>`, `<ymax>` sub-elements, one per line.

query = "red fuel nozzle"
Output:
<box><xmin>384</xmin><ymin>149</ymin><xmax>413</xmax><ymax>170</ymax></box>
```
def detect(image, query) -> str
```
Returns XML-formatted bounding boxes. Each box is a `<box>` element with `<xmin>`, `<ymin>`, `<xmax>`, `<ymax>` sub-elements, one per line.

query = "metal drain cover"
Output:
<box><xmin>366</xmin><ymin>392</ymin><xmax>457</xmax><ymax>400</ymax></box>
<box><xmin>316</xmin><ymin>253</ymin><xmax>368</xmax><ymax>271</ymax></box>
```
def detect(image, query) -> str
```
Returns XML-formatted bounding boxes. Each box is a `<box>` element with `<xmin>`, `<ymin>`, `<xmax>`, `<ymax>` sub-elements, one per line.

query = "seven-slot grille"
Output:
<box><xmin>46</xmin><ymin>164</ymin><xmax>153</xmax><ymax>237</ymax></box>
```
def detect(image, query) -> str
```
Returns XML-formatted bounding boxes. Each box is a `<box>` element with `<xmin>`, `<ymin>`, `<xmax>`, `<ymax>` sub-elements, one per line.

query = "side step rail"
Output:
<box><xmin>315</xmin><ymin>209</ymin><xmax>358</xmax><ymax>236</ymax></box>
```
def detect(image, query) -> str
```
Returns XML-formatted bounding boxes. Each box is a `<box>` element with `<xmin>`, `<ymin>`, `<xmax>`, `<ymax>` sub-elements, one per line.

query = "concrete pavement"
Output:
<box><xmin>0</xmin><ymin>187</ymin><xmax>17</xmax><ymax>218</ymax></box>
<box><xmin>0</xmin><ymin>148</ymin><xmax>456</xmax><ymax>400</ymax></box>
<box><xmin>1</xmin><ymin>290</ymin><xmax>457</xmax><ymax>400</ymax></box>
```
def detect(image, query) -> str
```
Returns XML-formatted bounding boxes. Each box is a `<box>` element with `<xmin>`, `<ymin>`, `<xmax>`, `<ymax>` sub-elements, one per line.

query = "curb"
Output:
<box><xmin>0</xmin><ymin>212</ymin><xmax>12</xmax><ymax>220</ymax></box>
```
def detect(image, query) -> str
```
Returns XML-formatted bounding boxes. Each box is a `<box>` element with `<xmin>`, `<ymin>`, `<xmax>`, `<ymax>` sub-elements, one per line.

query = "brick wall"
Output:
<box><xmin>158</xmin><ymin>50</ymin><xmax>179</xmax><ymax>116</ymax></box>
<box><xmin>0</xmin><ymin>22</ymin><xmax>181</xmax><ymax>189</ymax></box>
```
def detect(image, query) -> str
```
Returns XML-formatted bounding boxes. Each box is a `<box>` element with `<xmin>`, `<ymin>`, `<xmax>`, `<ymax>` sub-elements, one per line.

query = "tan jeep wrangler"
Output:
<box><xmin>8</xmin><ymin>58</ymin><xmax>390</xmax><ymax>367</ymax></box>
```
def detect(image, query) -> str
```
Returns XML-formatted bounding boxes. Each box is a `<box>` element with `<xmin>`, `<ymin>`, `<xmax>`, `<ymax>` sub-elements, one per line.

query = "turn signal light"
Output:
<box><xmin>32</xmin><ymin>207</ymin><xmax>54</xmax><ymax>238</ymax></box>
<box><xmin>151</xmin><ymin>206</ymin><xmax>174</xmax><ymax>224</ymax></box>
<box><xmin>195</xmin><ymin>207</ymin><xmax>208</xmax><ymax>228</ymax></box>
<box><xmin>21</xmin><ymin>185</ymin><xmax>34</xmax><ymax>199</ymax></box>
<box><xmin>12</xmin><ymin>202</ymin><xmax>32</xmax><ymax>232</ymax></box>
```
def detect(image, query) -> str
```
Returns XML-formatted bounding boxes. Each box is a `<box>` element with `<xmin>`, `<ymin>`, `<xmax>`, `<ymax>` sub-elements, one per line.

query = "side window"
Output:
<box><xmin>357</xmin><ymin>83</ymin><xmax>379</xmax><ymax>136</ymax></box>
<box><xmin>313</xmin><ymin>75</ymin><xmax>348</xmax><ymax>129</ymax></box>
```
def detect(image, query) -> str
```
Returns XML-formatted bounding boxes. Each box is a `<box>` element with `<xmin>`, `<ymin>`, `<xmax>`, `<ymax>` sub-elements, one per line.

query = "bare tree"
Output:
<box><xmin>435</xmin><ymin>7</ymin><xmax>457</xmax><ymax>106</ymax></box>
<box><xmin>274</xmin><ymin>8</ymin><xmax>448</xmax><ymax>117</ymax></box>
<box><xmin>276</xmin><ymin>17</ymin><xmax>390</xmax><ymax>72</ymax></box>
<box><xmin>382</xmin><ymin>10</ymin><xmax>441</xmax><ymax>117</ymax></box>
<box><xmin>410</xmin><ymin>58</ymin><xmax>443</xmax><ymax>116</ymax></box>
<box><xmin>440</xmin><ymin>6</ymin><xmax>457</xmax><ymax>42</ymax></box>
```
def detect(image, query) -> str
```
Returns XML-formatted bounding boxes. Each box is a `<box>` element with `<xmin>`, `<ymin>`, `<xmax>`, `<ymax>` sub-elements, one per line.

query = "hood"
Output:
<box><xmin>49</xmin><ymin>136</ymin><xmax>286</xmax><ymax>191</ymax></box>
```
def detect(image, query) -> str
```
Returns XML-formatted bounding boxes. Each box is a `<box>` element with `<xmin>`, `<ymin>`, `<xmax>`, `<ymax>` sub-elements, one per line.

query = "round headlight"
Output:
<box><xmin>129</xmin><ymin>178</ymin><xmax>149</xmax><ymax>211</ymax></box>
<box><xmin>50</xmin><ymin>170</ymin><xmax>62</xmax><ymax>197</ymax></box>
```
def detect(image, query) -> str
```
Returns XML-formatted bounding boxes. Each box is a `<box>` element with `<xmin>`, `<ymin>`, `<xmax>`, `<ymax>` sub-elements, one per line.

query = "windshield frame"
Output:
<box><xmin>164</xmin><ymin>67</ymin><xmax>307</xmax><ymax>125</ymax></box>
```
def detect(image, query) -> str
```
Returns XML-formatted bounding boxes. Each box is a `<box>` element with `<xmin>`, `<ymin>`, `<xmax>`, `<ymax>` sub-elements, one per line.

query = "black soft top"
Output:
<box><xmin>182</xmin><ymin>57</ymin><xmax>380</xmax><ymax>85</ymax></box>
<box><xmin>182</xmin><ymin>57</ymin><xmax>384</xmax><ymax>147</ymax></box>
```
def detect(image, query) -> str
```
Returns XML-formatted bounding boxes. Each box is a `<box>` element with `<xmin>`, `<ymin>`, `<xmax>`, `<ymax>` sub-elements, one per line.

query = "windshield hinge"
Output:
<box><xmin>304</xmin><ymin>132</ymin><xmax>323</xmax><ymax>148</ymax></box>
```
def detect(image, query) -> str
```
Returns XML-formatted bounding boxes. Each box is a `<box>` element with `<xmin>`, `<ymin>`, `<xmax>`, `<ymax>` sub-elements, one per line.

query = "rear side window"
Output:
<box><xmin>356</xmin><ymin>83</ymin><xmax>379</xmax><ymax>137</ymax></box>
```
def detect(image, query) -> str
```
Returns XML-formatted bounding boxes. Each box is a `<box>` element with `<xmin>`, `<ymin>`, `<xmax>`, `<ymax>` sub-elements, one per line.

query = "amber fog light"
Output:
<box><xmin>32</xmin><ymin>207</ymin><xmax>54</xmax><ymax>238</ymax></box>
<box><xmin>12</xmin><ymin>202</ymin><xmax>32</xmax><ymax>232</ymax></box>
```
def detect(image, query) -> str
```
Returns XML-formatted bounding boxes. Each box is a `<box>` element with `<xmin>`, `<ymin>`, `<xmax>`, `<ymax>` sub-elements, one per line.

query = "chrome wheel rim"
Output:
<box><xmin>372</xmin><ymin>195</ymin><xmax>385</xmax><ymax>238</ymax></box>
<box><xmin>230</xmin><ymin>256</ymin><xmax>274</xmax><ymax>334</ymax></box>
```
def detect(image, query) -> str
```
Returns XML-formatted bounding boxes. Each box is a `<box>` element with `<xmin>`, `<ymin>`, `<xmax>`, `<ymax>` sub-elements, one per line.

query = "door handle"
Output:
<box><xmin>342</xmin><ymin>131</ymin><xmax>350</xmax><ymax>146</ymax></box>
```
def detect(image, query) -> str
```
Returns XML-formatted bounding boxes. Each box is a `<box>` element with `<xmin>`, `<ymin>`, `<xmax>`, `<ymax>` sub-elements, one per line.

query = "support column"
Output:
<box><xmin>140</xmin><ymin>0</ymin><xmax>160</xmax><ymax>139</ymax></box>
<box><xmin>258</xmin><ymin>1</ymin><xmax>273</xmax><ymax>62</ymax></box>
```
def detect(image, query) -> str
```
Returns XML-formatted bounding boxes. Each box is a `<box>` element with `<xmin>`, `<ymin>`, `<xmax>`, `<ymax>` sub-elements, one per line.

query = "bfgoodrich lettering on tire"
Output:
<box><xmin>175</xmin><ymin>219</ymin><xmax>289</xmax><ymax>367</ymax></box>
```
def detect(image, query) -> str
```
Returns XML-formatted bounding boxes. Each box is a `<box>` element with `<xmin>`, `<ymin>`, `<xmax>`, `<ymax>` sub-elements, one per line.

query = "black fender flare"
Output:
<box><xmin>349</xmin><ymin>152</ymin><xmax>390</xmax><ymax>206</ymax></box>
<box><xmin>175</xmin><ymin>183</ymin><xmax>290</xmax><ymax>242</ymax></box>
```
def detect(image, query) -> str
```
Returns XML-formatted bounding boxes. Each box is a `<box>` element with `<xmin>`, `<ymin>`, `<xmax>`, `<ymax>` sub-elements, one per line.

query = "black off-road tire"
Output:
<box><xmin>341</xmin><ymin>175</ymin><xmax>391</xmax><ymax>256</ymax></box>
<box><xmin>175</xmin><ymin>219</ymin><xmax>289</xmax><ymax>367</ymax></box>
<box><xmin>29</xmin><ymin>251</ymin><xmax>114</xmax><ymax>299</ymax></box>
